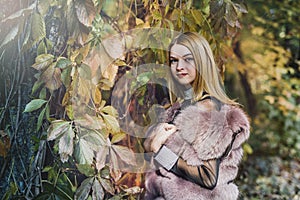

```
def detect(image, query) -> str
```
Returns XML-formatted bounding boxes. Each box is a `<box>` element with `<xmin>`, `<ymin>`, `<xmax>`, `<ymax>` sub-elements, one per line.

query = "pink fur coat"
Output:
<box><xmin>144</xmin><ymin>101</ymin><xmax>250</xmax><ymax>200</ymax></box>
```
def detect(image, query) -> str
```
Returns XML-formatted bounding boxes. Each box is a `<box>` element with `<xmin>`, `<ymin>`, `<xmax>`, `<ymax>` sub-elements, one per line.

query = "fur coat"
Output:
<box><xmin>144</xmin><ymin>101</ymin><xmax>250</xmax><ymax>200</ymax></box>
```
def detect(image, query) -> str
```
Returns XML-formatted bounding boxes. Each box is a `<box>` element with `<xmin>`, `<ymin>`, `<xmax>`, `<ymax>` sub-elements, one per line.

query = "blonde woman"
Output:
<box><xmin>143</xmin><ymin>32</ymin><xmax>250</xmax><ymax>200</ymax></box>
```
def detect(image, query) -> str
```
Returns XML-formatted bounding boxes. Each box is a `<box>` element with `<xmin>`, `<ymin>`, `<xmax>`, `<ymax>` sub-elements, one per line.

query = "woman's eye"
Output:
<box><xmin>185</xmin><ymin>57</ymin><xmax>194</xmax><ymax>62</ymax></box>
<box><xmin>170</xmin><ymin>58</ymin><xmax>178</xmax><ymax>64</ymax></box>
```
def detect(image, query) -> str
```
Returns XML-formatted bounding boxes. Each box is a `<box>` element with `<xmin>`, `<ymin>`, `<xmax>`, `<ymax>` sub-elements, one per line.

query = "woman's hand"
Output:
<box><xmin>144</xmin><ymin>123</ymin><xmax>177</xmax><ymax>153</ymax></box>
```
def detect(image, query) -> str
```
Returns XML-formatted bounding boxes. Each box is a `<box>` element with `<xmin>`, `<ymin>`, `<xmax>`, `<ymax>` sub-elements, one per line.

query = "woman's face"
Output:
<box><xmin>169</xmin><ymin>44</ymin><xmax>196</xmax><ymax>87</ymax></box>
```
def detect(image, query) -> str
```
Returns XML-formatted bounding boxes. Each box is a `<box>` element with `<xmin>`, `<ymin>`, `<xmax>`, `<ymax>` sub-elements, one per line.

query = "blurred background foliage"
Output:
<box><xmin>0</xmin><ymin>0</ymin><xmax>299</xmax><ymax>199</ymax></box>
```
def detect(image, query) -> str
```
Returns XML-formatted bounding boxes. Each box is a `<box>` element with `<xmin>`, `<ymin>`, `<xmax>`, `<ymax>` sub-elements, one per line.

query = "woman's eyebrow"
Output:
<box><xmin>182</xmin><ymin>53</ymin><xmax>193</xmax><ymax>57</ymax></box>
<box><xmin>170</xmin><ymin>56</ymin><xmax>177</xmax><ymax>59</ymax></box>
<box><xmin>170</xmin><ymin>53</ymin><xmax>193</xmax><ymax>58</ymax></box>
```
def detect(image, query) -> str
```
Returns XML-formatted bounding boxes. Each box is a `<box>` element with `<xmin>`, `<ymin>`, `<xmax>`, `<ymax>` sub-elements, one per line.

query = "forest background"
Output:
<box><xmin>0</xmin><ymin>0</ymin><xmax>299</xmax><ymax>199</ymax></box>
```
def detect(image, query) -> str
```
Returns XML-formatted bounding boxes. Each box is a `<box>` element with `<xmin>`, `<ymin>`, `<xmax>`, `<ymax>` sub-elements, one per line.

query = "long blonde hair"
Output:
<box><xmin>167</xmin><ymin>32</ymin><xmax>237</xmax><ymax>105</ymax></box>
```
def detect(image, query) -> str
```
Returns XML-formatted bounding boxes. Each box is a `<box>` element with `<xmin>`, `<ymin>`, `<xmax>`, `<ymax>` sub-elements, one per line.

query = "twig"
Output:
<box><xmin>0</xmin><ymin>157</ymin><xmax>9</xmax><ymax>179</ymax></box>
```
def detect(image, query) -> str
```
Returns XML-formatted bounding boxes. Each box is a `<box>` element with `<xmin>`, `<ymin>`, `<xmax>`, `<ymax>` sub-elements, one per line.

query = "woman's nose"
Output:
<box><xmin>176</xmin><ymin>59</ymin><xmax>184</xmax><ymax>71</ymax></box>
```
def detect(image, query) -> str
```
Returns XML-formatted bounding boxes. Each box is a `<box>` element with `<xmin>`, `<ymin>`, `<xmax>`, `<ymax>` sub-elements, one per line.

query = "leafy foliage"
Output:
<box><xmin>1</xmin><ymin>0</ymin><xmax>299</xmax><ymax>199</ymax></box>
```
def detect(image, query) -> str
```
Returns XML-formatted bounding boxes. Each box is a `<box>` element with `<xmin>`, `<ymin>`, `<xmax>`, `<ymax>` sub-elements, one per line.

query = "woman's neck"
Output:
<box><xmin>183</xmin><ymin>87</ymin><xmax>194</xmax><ymax>100</ymax></box>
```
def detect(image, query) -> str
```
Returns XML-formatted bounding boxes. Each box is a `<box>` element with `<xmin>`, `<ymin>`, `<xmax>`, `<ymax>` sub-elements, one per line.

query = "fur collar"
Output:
<box><xmin>164</xmin><ymin>103</ymin><xmax>250</xmax><ymax>162</ymax></box>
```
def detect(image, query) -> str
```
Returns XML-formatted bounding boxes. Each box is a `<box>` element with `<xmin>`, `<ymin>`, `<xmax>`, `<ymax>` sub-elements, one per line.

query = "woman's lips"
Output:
<box><xmin>176</xmin><ymin>73</ymin><xmax>188</xmax><ymax>78</ymax></box>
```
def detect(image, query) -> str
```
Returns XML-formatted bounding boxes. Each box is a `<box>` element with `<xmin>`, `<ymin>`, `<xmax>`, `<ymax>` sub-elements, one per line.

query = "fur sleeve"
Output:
<box><xmin>172</xmin><ymin>104</ymin><xmax>250</xmax><ymax>161</ymax></box>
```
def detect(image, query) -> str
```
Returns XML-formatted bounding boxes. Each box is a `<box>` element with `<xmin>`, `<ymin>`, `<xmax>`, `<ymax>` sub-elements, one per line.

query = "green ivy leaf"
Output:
<box><xmin>59</xmin><ymin>126</ymin><xmax>75</xmax><ymax>162</ymax></box>
<box><xmin>102</xmin><ymin>114</ymin><xmax>120</xmax><ymax>133</ymax></box>
<box><xmin>31</xmin><ymin>79</ymin><xmax>44</xmax><ymax>95</ymax></box>
<box><xmin>37</xmin><ymin>40</ymin><xmax>47</xmax><ymax>55</ymax></box>
<box><xmin>191</xmin><ymin>9</ymin><xmax>203</xmax><ymax>25</ymax></box>
<box><xmin>75</xmin><ymin>130</ymin><xmax>106</xmax><ymax>164</ymax></box>
<box><xmin>56</xmin><ymin>57</ymin><xmax>72</xmax><ymax>69</ymax></box>
<box><xmin>0</xmin><ymin>25</ymin><xmax>19</xmax><ymax>48</ymax></box>
<box><xmin>74</xmin><ymin>115</ymin><xmax>104</xmax><ymax>130</ymax></box>
<box><xmin>39</xmin><ymin>87</ymin><xmax>47</xmax><ymax>99</ymax></box>
<box><xmin>1</xmin><ymin>3</ymin><xmax>35</xmax><ymax>23</ymax></box>
<box><xmin>78</xmin><ymin>63</ymin><xmax>92</xmax><ymax>79</ymax></box>
<box><xmin>111</xmin><ymin>132</ymin><xmax>126</xmax><ymax>144</ymax></box>
<box><xmin>77</xmin><ymin>164</ymin><xmax>95</xmax><ymax>177</ymax></box>
<box><xmin>24</xmin><ymin>99</ymin><xmax>47</xmax><ymax>113</ymax></box>
<box><xmin>101</xmin><ymin>106</ymin><xmax>118</xmax><ymax>117</ymax></box>
<box><xmin>152</xmin><ymin>10</ymin><xmax>162</xmax><ymax>20</ymax></box>
<box><xmin>243</xmin><ymin>143</ymin><xmax>253</xmax><ymax>155</ymax></box>
<box><xmin>31</xmin><ymin>12</ymin><xmax>46</xmax><ymax>44</ymax></box>
<box><xmin>224</xmin><ymin>2</ymin><xmax>238</xmax><ymax>27</ymax></box>
<box><xmin>75</xmin><ymin>138</ymin><xmax>95</xmax><ymax>165</ymax></box>
<box><xmin>74</xmin><ymin>177</ymin><xmax>94</xmax><ymax>200</ymax></box>
<box><xmin>92</xmin><ymin>178</ymin><xmax>104</xmax><ymax>200</ymax></box>
<box><xmin>233</xmin><ymin>2</ymin><xmax>248</xmax><ymax>14</ymax></box>
<box><xmin>61</xmin><ymin>65</ymin><xmax>72</xmax><ymax>87</ymax></box>
<box><xmin>32</xmin><ymin>54</ymin><xmax>54</xmax><ymax>71</ymax></box>
<box><xmin>47</xmin><ymin>120</ymin><xmax>71</xmax><ymax>141</ymax></box>
<box><xmin>99</xmin><ymin>177</ymin><xmax>115</xmax><ymax>195</ymax></box>
<box><xmin>136</xmin><ymin>72</ymin><xmax>152</xmax><ymax>85</ymax></box>
<box><xmin>37</xmin><ymin>0</ymin><xmax>51</xmax><ymax>16</ymax></box>
<box><xmin>37</xmin><ymin>106</ymin><xmax>46</xmax><ymax>131</ymax></box>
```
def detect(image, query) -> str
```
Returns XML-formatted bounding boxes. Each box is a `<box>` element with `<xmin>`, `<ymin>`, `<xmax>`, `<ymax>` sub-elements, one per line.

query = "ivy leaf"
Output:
<box><xmin>31</xmin><ymin>12</ymin><xmax>46</xmax><ymax>44</ymax></box>
<box><xmin>74</xmin><ymin>130</ymin><xmax>106</xmax><ymax>164</ymax></box>
<box><xmin>77</xmin><ymin>164</ymin><xmax>95</xmax><ymax>177</ymax></box>
<box><xmin>225</xmin><ymin>2</ymin><xmax>238</xmax><ymax>27</ymax></box>
<box><xmin>109</xmin><ymin>150</ymin><xmax>122</xmax><ymax>182</ymax></box>
<box><xmin>37</xmin><ymin>0</ymin><xmax>51</xmax><ymax>16</ymax></box>
<box><xmin>101</xmin><ymin>106</ymin><xmax>118</xmax><ymax>117</ymax></box>
<box><xmin>92</xmin><ymin>178</ymin><xmax>104</xmax><ymax>200</ymax></box>
<box><xmin>74</xmin><ymin>114</ymin><xmax>104</xmax><ymax>130</ymax></box>
<box><xmin>37</xmin><ymin>106</ymin><xmax>46</xmax><ymax>131</ymax></box>
<box><xmin>42</xmin><ymin>63</ymin><xmax>63</xmax><ymax>91</ymax></box>
<box><xmin>39</xmin><ymin>87</ymin><xmax>47</xmax><ymax>99</ymax></box>
<box><xmin>24</xmin><ymin>99</ymin><xmax>47</xmax><ymax>113</ymax></box>
<box><xmin>75</xmin><ymin>177</ymin><xmax>94</xmax><ymax>200</ymax></box>
<box><xmin>61</xmin><ymin>65</ymin><xmax>72</xmax><ymax>87</ymax></box>
<box><xmin>78</xmin><ymin>63</ymin><xmax>92</xmax><ymax>80</ymax></box>
<box><xmin>31</xmin><ymin>79</ymin><xmax>44</xmax><ymax>95</ymax></box>
<box><xmin>75</xmin><ymin>0</ymin><xmax>96</xmax><ymax>27</ymax></box>
<box><xmin>111</xmin><ymin>145</ymin><xmax>136</xmax><ymax>170</ymax></box>
<box><xmin>0</xmin><ymin>25</ymin><xmax>19</xmax><ymax>48</ymax></box>
<box><xmin>152</xmin><ymin>10</ymin><xmax>162</xmax><ymax>20</ymax></box>
<box><xmin>98</xmin><ymin>78</ymin><xmax>114</xmax><ymax>91</ymax></box>
<box><xmin>56</xmin><ymin>57</ymin><xmax>72</xmax><ymax>69</ymax></box>
<box><xmin>47</xmin><ymin>120</ymin><xmax>71</xmax><ymax>141</ymax></box>
<box><xmin>75</xmin><ymin>138</ymin><xmax>95</xmax><ymax>165</ymax></box>
<box><xmin>191</xmin><ymin>9</ymin><xmax>203</xmax><ymax>26</ymax></box>
<box><xmin>136</xmin><ymin>72</ymin><xmax>152</xmax><ymax>85</ymax></box>
<box><xmin>243</xmin><ymin>143</ymin><xmax>253</xmax><ymax>155</ymax></box>
<box><xmin>233</xmin><ymin>2</ymin><xmax>248</xmax><ymax>14</ymax></box>
<box><xmin>77</xmin><ymin>76</ymin><xmax>91</xmax><ymax>103</ymax></box>
<box><xmin>58</xmin><ymin>126</ymin><xmax>75</xmax><ymax>163</ymax></box>
<box><xmin>32</xmin><ymin>54</ymin><xmax>54</xmax><ymax>71</ymax></box>
<box><xmin>92</xmin><ymin>86</ymin><xmax>102</xmax><ymax>105</ymax></box>
<box><xmin>1</xmin><ymin>3</ymin><xmax>35</xmax><ymax>23</ymax></box>
<box><xmin>135</xmin><ymin>18</ymin><xmax>144</xmax><ymax>26</ymax></box>
<box><xmin>101</xmin><ymin>64</ymin><xmax>119</xmax><ymax>88</ymax></box>
<box><xmin>102</xmin><ymin>114</ymin><xmax>120</xmax><ymax>133</ymax></box>
<box><xmin>95</xmin><ymin>147</ymin><xmax>109</xmax><ymax>171</ymax></box>
<box><xmin>99</xmin><ymin>177</ymin><xmax>115</xmax><ymax>195</ymax></box>
<box><xmin>95</xmin><ymin>146</ymin><xmax>109</xmax><ymax>171</ymax></box>
<box><xmin>111</xmin><ymin>132</ymin><xmax>126</xmax><ymax>144</ymax></box>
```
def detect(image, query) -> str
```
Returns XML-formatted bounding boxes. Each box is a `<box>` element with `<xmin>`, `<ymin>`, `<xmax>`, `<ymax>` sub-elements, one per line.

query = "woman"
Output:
<box><xmin>143</xmin><ymin>32</ymin><xmax>250</xmax><ymax>200</ymax></box>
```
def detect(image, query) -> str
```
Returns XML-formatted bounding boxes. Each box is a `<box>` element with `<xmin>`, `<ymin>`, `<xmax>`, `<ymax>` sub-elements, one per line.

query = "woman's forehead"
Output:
<box><xmin>170</xmin><ymin>44</ymin><xmax>192</xmax><ymax>57</ymax></box>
